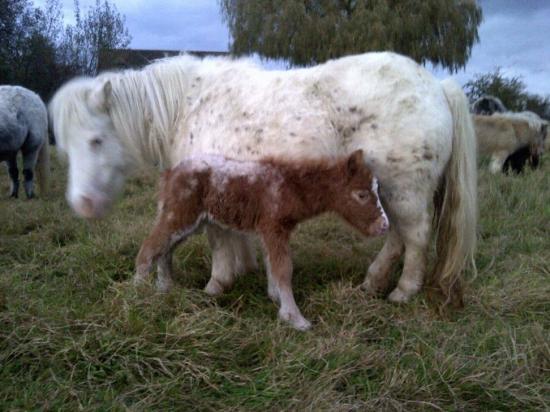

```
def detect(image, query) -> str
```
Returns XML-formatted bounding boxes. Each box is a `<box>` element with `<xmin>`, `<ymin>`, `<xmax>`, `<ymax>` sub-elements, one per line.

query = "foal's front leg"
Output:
<box><xmin>135</xmin><ymin>220</ymin><xmax>184</xmax><ymax>291</ymax></box>
<box><xmin>261</xmin><ymin>230</ymin><xmax>311</xmax><ymax>331</ymax></box>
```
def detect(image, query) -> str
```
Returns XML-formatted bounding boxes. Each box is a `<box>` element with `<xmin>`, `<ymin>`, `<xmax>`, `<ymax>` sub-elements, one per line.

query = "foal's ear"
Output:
<box><xmin>88</xmin><ymin>80</ymin><xmax>112</xmax><ymax>112</ymax></box>
<box><xmin>347</xmin><ymin>149</ymin><xmax>365</xmax><ymax>175</ymax></box>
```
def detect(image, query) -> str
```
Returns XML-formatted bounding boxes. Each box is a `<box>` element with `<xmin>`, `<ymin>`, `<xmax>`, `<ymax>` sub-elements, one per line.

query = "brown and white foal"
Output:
<box><xmin>134</xmin><ymin>150</ymin><xmax>389</xmax><ymax>330</ymax></box>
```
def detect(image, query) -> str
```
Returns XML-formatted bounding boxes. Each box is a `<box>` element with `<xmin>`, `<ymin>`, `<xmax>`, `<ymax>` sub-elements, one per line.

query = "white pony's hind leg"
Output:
<box><xmin>362</xmin><ymin>228</ymin><xmax>404</xmax><ymax>294</ymax></box>
<box><xmin>387</xmin><ymin>200</ymin><xmax>431</xmax><ymax>303</ymax></box>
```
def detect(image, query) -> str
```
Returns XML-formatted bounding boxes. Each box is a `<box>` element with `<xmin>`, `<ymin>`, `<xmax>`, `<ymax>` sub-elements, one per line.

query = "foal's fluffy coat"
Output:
<box><xmin>135</xmin><ymin>150</ymin><xmax>388</xmax><ymax>330</ymax></box>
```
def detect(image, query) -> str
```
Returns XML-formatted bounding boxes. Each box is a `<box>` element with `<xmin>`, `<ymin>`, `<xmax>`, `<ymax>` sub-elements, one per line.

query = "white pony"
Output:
<box><xmin>49</xmin><ymin>52</ymin><xmax>477</xmax><ymax>306</ymax></box>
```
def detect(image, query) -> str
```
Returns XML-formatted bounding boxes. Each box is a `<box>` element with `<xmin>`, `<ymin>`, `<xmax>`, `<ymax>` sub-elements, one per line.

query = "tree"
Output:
<box><xmin>59</xmin><ymin>0</ymin><xmax>131</xmax><ymax>76</ymax></box>
<box><xmin>464</xmin><ymin>69</ymin><xmax>550</xmax><ymax>119</ymax></box>
<box><xmin>219</xmin><ymin>0</ymin><xmax>482</xmax><ymax>71</ymax></box>
<box><xmin>0</xmin><ymin>0</ymin><xmax>131</xmax><ymax>100</ymax></box>
<box><xmin>0</xmin><ymin>0</ymin><xmax>32</xmax><ymax>83</ymax></box>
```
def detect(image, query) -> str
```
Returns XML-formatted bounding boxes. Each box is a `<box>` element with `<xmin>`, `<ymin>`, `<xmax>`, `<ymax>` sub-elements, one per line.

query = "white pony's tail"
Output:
<box><xmin>432</xmin><ymin>79</ymin><xmax>478</xmax><ymax>307</ymax></box>
<box><xmin>36</xmin><ymin>137</ymin><xmax>50</xmax><ymax>196</ymax></box>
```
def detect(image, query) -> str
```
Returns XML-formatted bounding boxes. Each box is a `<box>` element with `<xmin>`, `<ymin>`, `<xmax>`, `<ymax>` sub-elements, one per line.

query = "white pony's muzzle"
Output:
<box><xmin>70</xmin><ymin>192</ymin><xmax>111</xmax><ymax>219</ymax></box>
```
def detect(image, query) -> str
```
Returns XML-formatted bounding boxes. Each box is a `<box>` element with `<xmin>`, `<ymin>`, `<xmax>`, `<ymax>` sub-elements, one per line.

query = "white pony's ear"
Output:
<box><xmin>88</xmin><ymin>80</ymin><xmax>112</xmax><ymax>112</ymax></box>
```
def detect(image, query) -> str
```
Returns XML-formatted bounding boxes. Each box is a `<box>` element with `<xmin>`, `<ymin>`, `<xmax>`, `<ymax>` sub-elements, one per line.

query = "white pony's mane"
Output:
<box><xmin>50</xmin><ymin>54</ymin><xmax>260</xmax><ymax>168</ymax></box>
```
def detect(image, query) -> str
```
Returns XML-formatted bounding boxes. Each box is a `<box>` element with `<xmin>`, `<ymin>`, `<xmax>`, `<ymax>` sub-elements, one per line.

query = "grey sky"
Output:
<box><xmin>37</xmin><ymin>0</ymin><xmax>550</xmax><ymax>95</ymax></box>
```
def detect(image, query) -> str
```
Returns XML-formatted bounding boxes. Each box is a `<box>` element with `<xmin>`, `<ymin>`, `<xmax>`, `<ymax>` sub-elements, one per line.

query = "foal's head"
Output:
<box><xmin>333</xmin><ymin>150</ymin><xmax>389</xmax><ymax>237</ymax></box>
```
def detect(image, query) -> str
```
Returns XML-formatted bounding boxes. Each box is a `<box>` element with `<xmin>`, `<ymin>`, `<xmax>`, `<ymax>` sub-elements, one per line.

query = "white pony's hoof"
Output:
<box><xmin>388</xmin><ymin>287</ymin><xmax>411</xmax><ymax>303</ymax></box>
<box><xmin>279</xmin><ymin>310</ymin><xmax>312</xmax><ymax>331</ymax></box>
<box><xmin>204</xmin><ymin>279</ymin><xmax>224</xmax><ymax>296</ymax></box>
<box><xmin>132</xmin><ymin>275</ymin><xmax>146</xmax><ymax>287</ymax></box>
<box><xmin>360</xmin><ymin>276</ymin><xmax>384</xmax><ymax>296</ymax></box>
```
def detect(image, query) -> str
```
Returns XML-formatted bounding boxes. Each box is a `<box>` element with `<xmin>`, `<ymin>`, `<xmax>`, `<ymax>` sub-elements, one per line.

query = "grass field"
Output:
<box><xmin>1</xmin><ymin>151</ymin><xmax>548</xmax><ymax>411</ymax></box>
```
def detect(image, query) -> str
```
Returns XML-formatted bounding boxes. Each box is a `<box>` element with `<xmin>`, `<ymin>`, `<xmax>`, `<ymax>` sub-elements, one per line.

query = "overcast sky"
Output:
<box><xmin>37</xmin><ymin>0</ymin><xmax>550</xmax><ymax>95</ymax></box>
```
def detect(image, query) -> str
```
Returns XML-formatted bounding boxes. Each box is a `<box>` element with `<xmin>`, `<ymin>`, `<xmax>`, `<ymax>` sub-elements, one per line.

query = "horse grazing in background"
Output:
<box><xmin>49</xmin><ymin>51</ymin><xmax>477</xmax><ymax>307</ymax></box>
<box><xmin>135</xmin><ymin>150</ymin><xmax>389</xmax><ymax>330</ymax></box>
<box><xmin>474</xmin><ymin>111</ymin><xmax>548</xmax><ymax>174</ymax></box>
<box><xmin>471</xmin><ymin>95</ymin><xmax>507</xmax><ymax>116</ymax></box>
<box><xmin>502</xmin><ymin>145</ymin><xmax>539</xmax><ymax>174</ymax></box>
<box><xmin>0</xmin><ymin>86</ymin><xmax>50</xmax><ymax>198</ymax></box>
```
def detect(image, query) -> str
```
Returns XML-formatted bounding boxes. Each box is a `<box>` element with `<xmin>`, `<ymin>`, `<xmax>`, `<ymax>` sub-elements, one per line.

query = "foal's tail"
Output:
<box><xmin>432</xmin><ymin>79</ymin><xmax>478</xmax><ymax>307</ymax></box>
<box><xmin>36</xmin><ymin>138</ymin><xmax>50</xmax><ymax>196</ymax></box>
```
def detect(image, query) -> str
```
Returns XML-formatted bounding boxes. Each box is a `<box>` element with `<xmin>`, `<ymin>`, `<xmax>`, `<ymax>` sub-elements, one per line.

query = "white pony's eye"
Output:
<box><xmin>89</xmin><ymin>137</ymin><xmax>103</xmax><ymax>149</ymax></box>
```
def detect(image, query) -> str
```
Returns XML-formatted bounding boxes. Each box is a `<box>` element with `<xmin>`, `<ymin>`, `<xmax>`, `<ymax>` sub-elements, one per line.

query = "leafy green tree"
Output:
<box><xmin>464</xmin><ymin>69</ymin><xmax>550</xmax><ymax>119</ymax></box>
<box><xmin>61</xmin><ymin>0</ymin><xmax>131</xmax><ymax>75</ymax></box>
<box><xmin>219</xmin><ymin>0</ymin><xmax>482</xmax><ymax>71</ymax></box>
<box><xmin>0</xmin><ymin>0</ymin><xmax>131</xmax><ymax>99</ymax></box>
<box><xmin>0</xmin><ymin>0</ymin><xmax>32</xmax><ymax>83</ymax></box>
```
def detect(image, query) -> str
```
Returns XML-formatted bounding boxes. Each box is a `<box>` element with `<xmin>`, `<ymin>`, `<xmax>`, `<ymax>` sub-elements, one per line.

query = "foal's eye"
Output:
<box><xmin>89</xmin><ymin>137</ymin><xmax>103</xmax><ymax>148</ymax></box>
<box><xmin>352</xmin><ymin>190</ymin><xmax>370</xmax><ymax>204</ymax></box>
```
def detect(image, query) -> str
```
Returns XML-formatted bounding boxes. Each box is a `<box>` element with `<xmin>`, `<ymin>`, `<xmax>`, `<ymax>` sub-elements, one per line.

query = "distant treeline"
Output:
<box><xmin>0</xmin><ymin>0</ymin><xmax>131</xmax><ymax>101</ymax></box>
<box><xmin>465</xmin><ymin>69</ymin><xmax>550</xmax><ymax>120</ymax></box>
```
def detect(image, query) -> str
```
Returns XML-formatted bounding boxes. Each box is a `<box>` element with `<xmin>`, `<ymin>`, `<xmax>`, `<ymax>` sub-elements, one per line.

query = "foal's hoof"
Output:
<box><xmin>204</xmin><ymin>279</ymin><xmax>224</xmax><ymax>297</ymax></box>
<box><xmin>132</xmin><ymin>276</ymin><xmax>146</xmax><ymax>288</ymax></box>
<box><xmin>278</xmin><ymin>310</ymin><xmax>312</xmax><ymax>331</ymax></box>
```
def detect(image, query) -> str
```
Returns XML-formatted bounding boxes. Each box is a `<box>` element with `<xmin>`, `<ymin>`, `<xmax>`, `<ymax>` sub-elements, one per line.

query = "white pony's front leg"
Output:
<box><xmin>204</xmin><ymin>225</ymin><xmax>240</xmax><ymax>295</ymax></box>
<box><xmin>235</xmin><ymin>235</ymin><xmax>258</xmax><ymax>274</ymax></box>
<box><xmin>156</xmin><ymin>253</ymin><xmax>175</xmax><ymax>293</ymax></box>
<box><xmin>204</xmin><ymin>225</ymin><xmax>258</xmax><ymax>296</ymax></box>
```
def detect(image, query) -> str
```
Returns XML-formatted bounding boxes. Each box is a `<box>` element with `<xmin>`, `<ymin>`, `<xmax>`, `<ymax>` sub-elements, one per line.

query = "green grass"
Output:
<box><xmin>1</xmin><ymin>151</ymin><xmax>549</xmax><ymax>411</ymax></box>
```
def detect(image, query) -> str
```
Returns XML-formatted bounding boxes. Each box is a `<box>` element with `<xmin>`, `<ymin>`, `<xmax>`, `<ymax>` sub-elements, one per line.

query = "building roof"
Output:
<box><xmin>97</xmin><ymin>49</ymin><xmax>229</xmax><ymax>73</ymax></box>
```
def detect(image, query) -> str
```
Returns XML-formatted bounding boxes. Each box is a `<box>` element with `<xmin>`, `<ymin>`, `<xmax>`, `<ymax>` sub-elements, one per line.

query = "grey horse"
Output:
<box><xmin>0</xmin><ymin>85</ymin><xmax>50</xmax><ymax>198</ymax></box>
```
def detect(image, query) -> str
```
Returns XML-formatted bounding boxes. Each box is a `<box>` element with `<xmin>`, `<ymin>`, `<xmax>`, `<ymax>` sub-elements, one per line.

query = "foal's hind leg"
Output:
<box><xmin>6</xmin><ymin>154</ymin><xmax>19</xmax><ymax>198</ymax></box>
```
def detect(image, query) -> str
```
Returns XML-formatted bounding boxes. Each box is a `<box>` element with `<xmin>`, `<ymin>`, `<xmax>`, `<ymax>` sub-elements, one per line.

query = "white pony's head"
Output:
<box><xmin>50</xmin><ymin>77</ymin><xmax>129</xmax><ymax>218</ymax></box>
